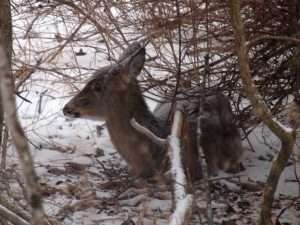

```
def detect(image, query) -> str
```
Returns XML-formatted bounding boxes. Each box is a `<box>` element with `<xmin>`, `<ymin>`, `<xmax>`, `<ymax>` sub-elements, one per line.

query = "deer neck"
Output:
<box><xmin>105</xmin><ymin>82</ymin><xmax>165</xmax><ymax>166</ymax></box>
<box><xmin>128</xmin><ymin>81</ymin><xmax>169</xmax><ymax>138</ymax></box>
<box><xmin>105</xmin><ymin>82</ymin><xmax>157</xmax><ymax>143</ymax></box>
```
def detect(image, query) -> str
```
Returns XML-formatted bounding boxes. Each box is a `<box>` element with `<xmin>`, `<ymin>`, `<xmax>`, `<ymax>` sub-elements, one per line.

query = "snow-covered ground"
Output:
<box><xmin>16</xmin><ymin>88</ymin><xmax>300</xmax><ymax>225</ymax></box>
<box><xmin>5</xmin><ymin>2</ymin><xmax>300</xmax><ymax>224</ymax></box>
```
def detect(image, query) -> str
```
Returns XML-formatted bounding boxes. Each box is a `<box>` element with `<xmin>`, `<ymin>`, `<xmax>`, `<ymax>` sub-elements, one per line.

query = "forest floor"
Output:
<box><xmin>5</xmin><ymin>2</ymin><xmax>300</xmax><ymax>224</ymax></box>
<box><xmin>8</xmin><ymin>77</ymin><xmax>298</xmax><ymax>225</ymax></box>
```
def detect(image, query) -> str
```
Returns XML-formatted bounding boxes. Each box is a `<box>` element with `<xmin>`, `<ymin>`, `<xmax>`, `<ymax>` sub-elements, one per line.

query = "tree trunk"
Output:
<box><xmin>228</xmin><ymin>1</ymin><xmax>296</xmax><ymax>225</ymax></box>
<box><xmin>0</xmin><ymin>0</ymin><xmax>12</xmax><ymax>150</ymax></box>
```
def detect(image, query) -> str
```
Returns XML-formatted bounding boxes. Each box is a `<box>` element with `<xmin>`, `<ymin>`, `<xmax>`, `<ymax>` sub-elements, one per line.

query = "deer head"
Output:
<box><xmin>63</xmin><ymin>42</ymin><xmax>146</xmax><ymax>121</ymax></box>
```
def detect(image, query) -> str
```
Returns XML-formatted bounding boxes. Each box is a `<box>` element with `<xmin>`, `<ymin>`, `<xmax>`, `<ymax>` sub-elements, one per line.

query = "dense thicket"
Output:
<box><xmin>14</xmin><ymin>0</ymin><xmax>300</xmax><ymax>133</ymax></box>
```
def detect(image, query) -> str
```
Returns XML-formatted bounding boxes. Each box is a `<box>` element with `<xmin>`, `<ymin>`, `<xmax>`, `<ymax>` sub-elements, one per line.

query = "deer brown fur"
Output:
<box><xmin>63</xmin><ymin>42</ymin><xmax>243</xmax><ymax>179</ymax></box>
<box><xmin>63</xmin><ymin>43</ymin><xmax>172</xmax><ymax>178</ymax></box>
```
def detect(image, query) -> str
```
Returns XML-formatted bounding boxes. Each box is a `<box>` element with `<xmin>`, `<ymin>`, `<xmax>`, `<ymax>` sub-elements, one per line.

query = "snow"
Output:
<box><xmin>11</xmin><ymin>51</ymin><xmax>300</xmax><ymax>225</ymax></box>
<box><xmin>169</xmin><ymin>194</ymin><xmax>193</xmax><ymax>225</ymax></box>
<box><xmin>168</xmin><ymin>135</ymin><xmax>187</xmax><ymax>202</ymax></box>
<box><xmin>12</xmin><ymin>63</ymin><xmax>300</xmax><ymax>225</ymax></box>
<box><xmin>168</xmin><ymin>117</ymin><xmax>194</xmax><ymax>225</ymax></box>
<box><xmin>3</xmin><ymin>2</ymin><xmax>299</xmax><ymax>224</ymax></box>
<box><xmin>272</xmin><ymin>118</ymin><xmax>294</xmax><ymax>134</ymax></box>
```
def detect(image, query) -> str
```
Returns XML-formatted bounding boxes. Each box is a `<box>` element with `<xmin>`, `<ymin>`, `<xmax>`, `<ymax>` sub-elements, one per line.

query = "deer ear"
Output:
<box><xmin>114</xmin><ymin>42</ymin><xmax>146</xmax><ymax>90</ymax></box>
<box><xmin>127</xmin><ymin>47</ymin><xmax>145</xmax><ymax>79</ymax></box>
<box><xmin>117</xmin><ymin>47</ymin><xmax>145</xmax><ymax>89</ymax></box>
<box><xmin>119</xmin><ymin>42</ymin><xmax>146</xmax><ymax>81</ymax></box>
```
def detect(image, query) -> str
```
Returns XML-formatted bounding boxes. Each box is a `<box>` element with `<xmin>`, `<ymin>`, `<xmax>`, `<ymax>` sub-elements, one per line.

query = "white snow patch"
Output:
<box><xmin>168</xmin><ymin>135</ymin><xmax>186</xmax><ymax>202</ymax></box>
<box><xmin>169</xmin><ymin>195</ymin><xmax>193</xmax><ymax>225</ymax></box>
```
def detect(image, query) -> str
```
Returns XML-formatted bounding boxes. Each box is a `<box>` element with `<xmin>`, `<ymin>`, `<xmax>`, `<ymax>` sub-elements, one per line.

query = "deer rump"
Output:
<box><xmin>154</xmin><ymin>93</ymin><xmax>244</xmax><ymax>176</ymax></box>
<box><xmin>63</xmin><ymin>42</ymin><xmax>243</xmax><ymax>180</ymax></box>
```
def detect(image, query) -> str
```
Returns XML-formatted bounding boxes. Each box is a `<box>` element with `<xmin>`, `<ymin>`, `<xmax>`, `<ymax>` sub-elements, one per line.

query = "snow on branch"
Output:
<box><xmin>169</xmin><ymin>194</ymin><xmax>193</xmax><ymax>225</ymax></box>
<box><xmin>272</xmin><ymin>118</ymin><xmax>293</xmax><ymax>134</ymax></box>
<box><xmin>168</xmin><ymin>110</ymin><xmax>193</xmax><ymax>225</ymax></box>
<box><xmin>130</xmin><ymin>110</ymin><xmax>193</xmax><ymax>225</ymax></box>
<box><xmin>0</xmin><ymin>46</ymin><xmax>45</xmax><ymax>225</ymax></box>
<box><xmin>168</xmin><ymin>135</ymin><xmax>186</xmax><ymax>202</ymax></box>
<box><xmin>130</xmin><ymin>118</ymin><xmax>167</xmax><ymax>147</ymax></box>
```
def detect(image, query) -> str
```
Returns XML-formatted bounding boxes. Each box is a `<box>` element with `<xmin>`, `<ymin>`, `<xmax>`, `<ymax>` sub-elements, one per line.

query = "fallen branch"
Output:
<box><xmin>0</xmin><ymin>195</ymin><xmax>31</xmax><ymax>222</ymax></box>
<box><xmin>0</xmin><ymin>203</ymin><xmax>30</xmax><ymax>225</ymax></box>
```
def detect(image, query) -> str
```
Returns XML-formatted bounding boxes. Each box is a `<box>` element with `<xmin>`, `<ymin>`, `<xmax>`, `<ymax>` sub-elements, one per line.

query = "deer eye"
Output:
<box><xmin>92</xmin><ymin>82</ymin><xmax>102</xmax><ymax>93</ymax></box>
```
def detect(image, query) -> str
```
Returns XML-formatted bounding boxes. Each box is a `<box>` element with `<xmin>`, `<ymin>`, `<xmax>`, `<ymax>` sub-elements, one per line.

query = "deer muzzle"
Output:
<box><xmin>63</xmin><ymin>105</ymin><xmax>81</xmax><ymax>118</ymax></box>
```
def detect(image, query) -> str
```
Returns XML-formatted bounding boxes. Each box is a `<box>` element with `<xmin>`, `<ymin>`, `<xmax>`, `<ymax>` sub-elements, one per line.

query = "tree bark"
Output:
<box><xmin>0</xmin><ymin>0</ymin><xmax>12</xmax><ymax>154</ymax></box>
<box><xmin>0</xmin><ymin>46</ymin><xmax>45</xmax><ymax>225</ymax></box>
<box><xmin>228</xmin><ymin>1</ymin><xmax>296</xmax><ymax>225</ymax></box>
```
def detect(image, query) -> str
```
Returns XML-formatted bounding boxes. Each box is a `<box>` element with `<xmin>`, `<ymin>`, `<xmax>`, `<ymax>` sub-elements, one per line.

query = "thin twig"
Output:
<box><xmin>0</xmin><ymin>204</ymin><xmax>30</xmax><ymax>225</ymax></box>
<box><xmin>0</xmin><ymin>126</ymin><xmax>8</xmax><ymax>170</ymax></box>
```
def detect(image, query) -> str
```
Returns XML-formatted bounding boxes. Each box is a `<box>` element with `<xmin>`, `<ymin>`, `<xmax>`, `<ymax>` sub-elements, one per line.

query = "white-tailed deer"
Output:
<box><xmin>63</xmin><ymin>41</ymin><xmax>243</xmax><ymax>179</ymax></box>
<box><xmin>199</xmin><ymin>94</ymin><xmax>244</xmax><ymax>174</ymax></box>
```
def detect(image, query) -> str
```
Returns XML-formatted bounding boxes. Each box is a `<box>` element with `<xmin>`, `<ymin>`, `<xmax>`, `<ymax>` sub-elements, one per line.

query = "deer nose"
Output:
<box><xmin>63</xmin><ymin>105</ymin><xmax>72</xmax><ymax>116</ymax></box>
<box><xmin>63</xmin><ymin>105</ymin><xmax>80</xmax><ymax>118</ymax></box>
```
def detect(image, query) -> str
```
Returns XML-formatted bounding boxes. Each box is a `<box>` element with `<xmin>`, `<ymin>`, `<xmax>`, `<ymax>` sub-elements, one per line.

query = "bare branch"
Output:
<box><xmin>130</xmin><ymin>118</ymin><xmax>167</xmax><ymax>147</ymax></box>
<box><xmin>0</xmin><ymin>203</ymin><xmax>30</xmax><ymax>225</ymax></box>
<box><xmin>228</xmin><ymin>1</ymin><xmax>297</xmax><ymax>225</ymax></box>
<box><xmin>0</xmin><ymin>46</ymin><xmax>45</xmax><ymax>225</ymax></box>
<box><xmin>248</xmin><ymin>35</ymin><xmax>300</xmax><ymax>51</ymax></box>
